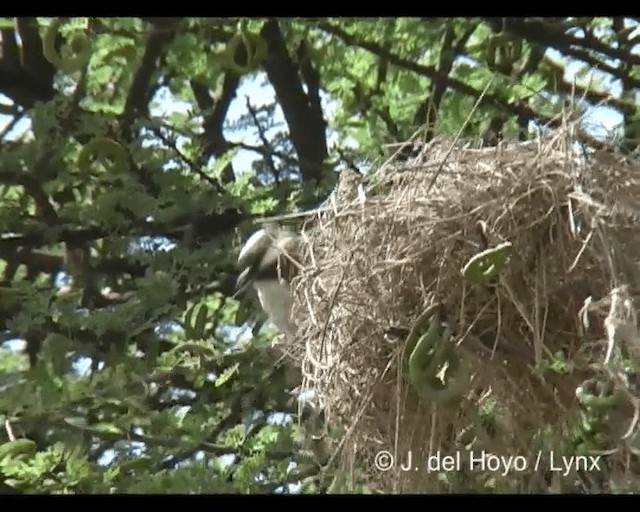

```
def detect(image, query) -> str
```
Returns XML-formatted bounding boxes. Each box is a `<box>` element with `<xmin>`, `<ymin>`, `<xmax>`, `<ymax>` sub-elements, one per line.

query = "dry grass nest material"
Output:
<box><xmin>281</xmin><ymin>129</ymin><xmax>640</xmax><ymax>493</ymax></box>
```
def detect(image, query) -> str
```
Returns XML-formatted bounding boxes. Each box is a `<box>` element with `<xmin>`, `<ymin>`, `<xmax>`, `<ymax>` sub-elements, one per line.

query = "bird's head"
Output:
<box><xmin>236</xmin><ymin>225</ymin><xmax>300</xmax><ymax>292</ymax></box>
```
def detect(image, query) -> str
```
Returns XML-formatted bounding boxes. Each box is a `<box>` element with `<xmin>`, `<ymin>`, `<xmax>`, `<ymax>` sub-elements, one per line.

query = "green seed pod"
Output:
<box><xmin>485</xmin><ymin>33</ymin><xmax>523</xmax><ymax>75</ymax></box>
<box><xmin>576</xmin><ymin>378</ymin><xmax>622</xmax><ymax>412</ymax></box>
<box><xmin>78</xmin><ymin>137</ymin><xmax>130</xmax><ymax>176</ymax></box>
<box><xmin>42</xmin><ymin>18</ymin><xmax>92</xmax><ymax>73</ymax></box>
<box><xmin>462</xmin><ymin>242</ymin><xmax>513</xmax><ymax>283</ymax></box>
<box><xmin>222</xmin><ymin>31</ymin><xmax>268</xmax><ymax>75</ymax></box>
<box><xmin>0</xmin><ymin>439</ymin><xmax>37</xmax><ymax>462</ymax></box>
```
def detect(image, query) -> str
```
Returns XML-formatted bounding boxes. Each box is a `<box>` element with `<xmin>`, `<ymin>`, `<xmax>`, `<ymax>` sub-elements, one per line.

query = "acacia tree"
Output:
<box><xmin>0</xmin><ymin>17</ymin><xmax>638</xmax><ymax>494</ymax></box>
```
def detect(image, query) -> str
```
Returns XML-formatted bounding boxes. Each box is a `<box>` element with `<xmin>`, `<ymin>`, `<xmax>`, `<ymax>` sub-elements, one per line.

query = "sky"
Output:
<box><xmin>0</xmin><ymin>27</ymin><xmax>635</xmax><ymax>490</ymax></box>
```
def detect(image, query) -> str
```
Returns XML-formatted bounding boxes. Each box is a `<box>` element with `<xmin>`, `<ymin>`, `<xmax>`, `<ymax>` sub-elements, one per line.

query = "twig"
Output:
<box><xmin>567</xmin><ymin>229</ymin><xmax>594</xmax><ymax>272</ymax></box>
<box><xmin>149</xmin><ymin>125</ymin><xmax>223</xmax><ymax>192</ymax></box>
<box><xmin>0</xmin><ymin>112</ymin><xmax>25</xmax><ymax>141</ymax></box>
<box><xmin>425</xmin><ymin>76</ymin><xmax>494</xmax><ymax>194</ymax></box>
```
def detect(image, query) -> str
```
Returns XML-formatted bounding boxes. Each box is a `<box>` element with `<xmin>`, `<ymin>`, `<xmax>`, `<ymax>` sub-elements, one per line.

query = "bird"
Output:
<box><xmin>236</xmin><ymin>224</ymin><xmax>301</xmax><ymax>336</ymax></box>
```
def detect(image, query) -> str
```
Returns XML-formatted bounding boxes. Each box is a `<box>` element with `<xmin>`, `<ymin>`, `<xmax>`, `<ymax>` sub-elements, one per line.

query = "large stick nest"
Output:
<box><xmin>279</xmin><ymin>129</ymin><xmax>640</xmax><ymax>493</ymax></box>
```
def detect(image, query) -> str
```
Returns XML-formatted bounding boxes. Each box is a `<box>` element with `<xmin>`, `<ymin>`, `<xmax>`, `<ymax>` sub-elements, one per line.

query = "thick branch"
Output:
<box><xmin>318</xmin><ymin>21</ymin><xmax>606</xmax><ymax>150</ymax></box>
<box><xmin>0</xmin><ymin>28</ymin><xmax>21</xmax><ymax>73</ymax></box>
<box><xmin>297</xmin><ymin>41</ymin><xmax>323</xmax><ymax>131</ymax></box>
<box><xmin>482</xmin><ymin>17</ymin><xmax>639</xmax><ymax>112</ymax></box>
<box><xmin>15</xmin><ymin>18</ymin><xmax>55</xmax><ymax>84</ymax></box>
<box><xmin>190</xmin><ymin>73</ymin><xmax>239</xmax><ymax>184</ymax></box>
<box><xmin>120</xmin><ymin>20</ymin><xmax>180</xmax><ymax>136</ymax></box>
<box><xmin>0</xmin><ymin>19</ymin><xmax>55</xmax><ymax>107</ymax></box>
<box><xmin>493</xmin><ymin>17</ymin><xmax>640</xmax><ymax>66</ymax></box>
<box><xmin>414</xmin><ymin>22</ymin><xmax>475</xmax><ymax>138</ymax></box>
<box><xmin>0</xmin><ymin>208</ymin><xmax>246</xmax><ymax>251</ymax></box>
<box><xmin>261</xmin><ymin>20</ymin><xmax>328</xmax><ymax>183</ymax></box>
<box><xmin>0</xmin><ymin>168</ymin><xmax>58</xmax><ymax>223</ymax></box>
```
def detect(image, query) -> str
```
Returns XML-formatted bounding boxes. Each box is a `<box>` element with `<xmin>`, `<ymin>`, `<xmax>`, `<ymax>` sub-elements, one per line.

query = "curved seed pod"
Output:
<box><xmin>222</xmin><ymin>31</ymin><xmax>268</xmax><ymax>75</ymax></box>
<box><xmin>404</xmin><ymin>305</ymin><xmax>470</xmax><ymax>403</ymax></box>
<box><xmin>575</xmin><ymin>378</ymin><xmax>622</xmax><ymax>412</ymax></box>
<box><xmin>78</xmin><ymin>137</ymin><xmax>130</xmax><ymax>176</ymax></box>
<box><xmin>576</xmin><ymin>427</ymin><xmax>610</xmax><ymax>455</ymax></box>
<box><xmin>499</xmin><ymin>36</ymin><xmax>523</xmax><ymax>63</ymax></box>
<box><xmin>485</xmin><ymin>35</ymin><xmax>499</xmax><ymax>69</ymax></box>
<box><xmin>402</xmin><ymin>304</ymin><xmax>441</xmax><ymax>373</ymax></box>
<box><xmin>462</xmin><ymin>242</ymin><xmax>513</xmax><ymax>283</ymax></box>
<box><xmin>0</xmin><ymin>439</ymin><xmax>37</xmax><ymax>462</ymax></box>
<box><xmin>42</xmin><ymin>18</ymin><xmax>92</xmax><ymax>73</ymax></box>
<box><xmin>485</xmin><ymin>33</ymin><xmax>523</xmax><ymax>73</ymax></box>
<box><xmin>511</xmin><ymin>38</ymin><xmax>523</xmax><ymax>62</ymax></box>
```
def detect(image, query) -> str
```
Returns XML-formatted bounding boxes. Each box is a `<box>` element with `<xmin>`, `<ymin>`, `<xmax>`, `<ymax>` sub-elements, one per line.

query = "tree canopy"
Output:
<box><xmin>0</xmin><ymin>17</ymin><xmax>638</xmax><ymax>494</ymax></box>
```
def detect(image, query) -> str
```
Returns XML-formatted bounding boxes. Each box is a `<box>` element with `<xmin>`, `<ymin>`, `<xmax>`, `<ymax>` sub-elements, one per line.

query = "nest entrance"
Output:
<box><xmin>280</xmin><ymin>132</ymin><xmax>640</xmax><ymax>493</ymax></box>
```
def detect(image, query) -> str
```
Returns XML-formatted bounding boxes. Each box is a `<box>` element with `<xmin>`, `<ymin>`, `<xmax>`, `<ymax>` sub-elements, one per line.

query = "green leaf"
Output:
<box><xmin>184</xmin><ymin>303</ymin><xmax>197</xmax><ymax>339</ymax></box>
<box><xmin>192</xmin><ymin>303</ymin><xmax>209</xmax><ymax>339</ymax></box>
<box><xmin>119</xmin><ymin>456</ymin><xmax>154</xmax><ymax>472</ymax></box>
<box><xmin>64</xmin><ymin>417</ymin><xmax>88</xmax><ymax>428</ymax></box>
<box><xmin>212</xmin><ymin>149</ymin><xmax>238</xmax><ymax>179</ymax></box>
<box><xmin>215</xmin><ymin>363</ymin><xmax>239</xmax><ymax>388</ymax></box>
<box><xmin>90</xmin><ymin>423</ymin><xmax>125</xmax><ymax>435</ymax></box>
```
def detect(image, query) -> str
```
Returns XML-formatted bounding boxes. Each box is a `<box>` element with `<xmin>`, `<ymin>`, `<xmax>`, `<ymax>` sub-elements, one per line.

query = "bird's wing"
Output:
<box><xmin>255</xmin><ymin>279</ymin><xmax>295</xmax><ymax>335</ymax></box>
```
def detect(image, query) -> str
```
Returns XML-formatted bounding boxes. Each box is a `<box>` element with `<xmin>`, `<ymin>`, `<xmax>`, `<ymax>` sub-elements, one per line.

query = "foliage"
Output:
<box><xmin>0</xmin><ymin>16</ymin><xmax>638</xmax><ymax>493</ymax></box>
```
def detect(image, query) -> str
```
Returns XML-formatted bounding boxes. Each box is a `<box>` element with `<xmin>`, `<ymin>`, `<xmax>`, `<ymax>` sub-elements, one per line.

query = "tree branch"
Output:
<box><xmin>318</xmin><ymin>21</ymin><xmax>607</xmax><ymax>150</ymax></box>
<box><xmin>414</xmin><ymin>22</ymin><xmax>475</xmax><ymax>139</ymax></box>
<box><xmin>15</xmin><ymin>18</ymin><xmax>55</xmax><ymax>84</ymax></box>
<box><xmin>0</xmin><ymin>208</ymin><xmax>246</xmax><ymax>251</ymax></box>
<box><xmin>190</xmin><ymin>72</ymin><xmax>239</xmax><ymax>184</ymax></box>
<box><xmin>481</xmin><ymin>17</ymin><xmax>639</xmax><ymax>113</ymax></box>
<box><xmin>0</xmin><ymin>18</ymin><xmax>55</xmax><ymax>107</ymax></box>
<box><xmin>245</xmin><ymin>97</ymin><xmax>279</xmax><ymax>180</ymax></box>
<box><xmin>149</xmin><ymin>124</ymin><xmax>224</xmax><ymax>192</ymax></box>
<box><xmin>120</xmin><ymin>19</ymin><xmax>180</xmax><ymax>137</ymax></box>
<box><xmin>261</xmin><ymin>20</ymin><xmax>328</xmax><ymax>183</ymax></box>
